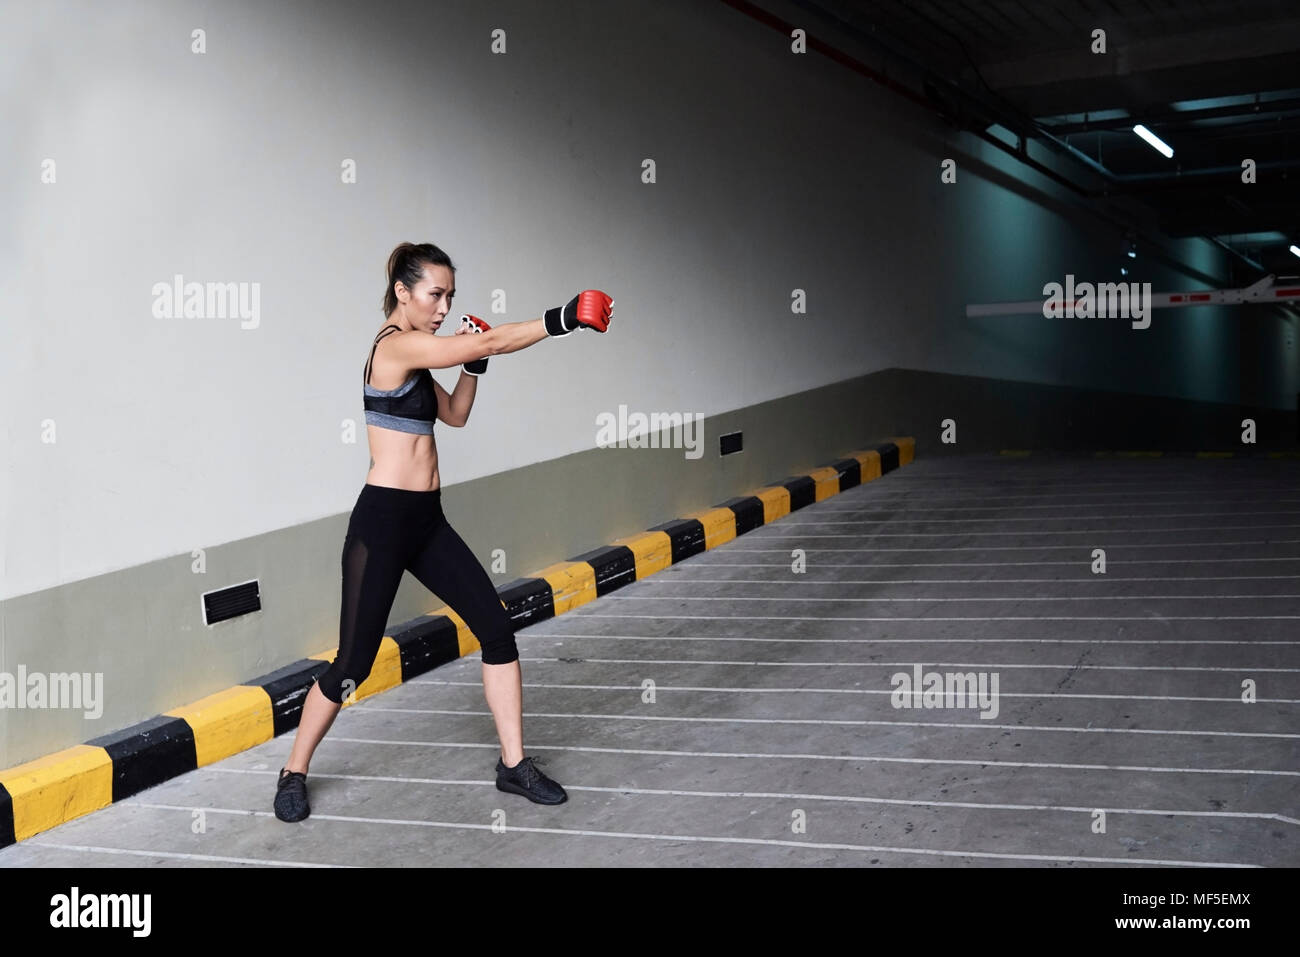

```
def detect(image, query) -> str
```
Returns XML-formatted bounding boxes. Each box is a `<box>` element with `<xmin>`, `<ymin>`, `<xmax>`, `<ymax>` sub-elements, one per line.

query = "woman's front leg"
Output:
<box><xmin>482</xmin><ymin>658</ymin><xmax>524</xmax><ymax>767</ymax></box>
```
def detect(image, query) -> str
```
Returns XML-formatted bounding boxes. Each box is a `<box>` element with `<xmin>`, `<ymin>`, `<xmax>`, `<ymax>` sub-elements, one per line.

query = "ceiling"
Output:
<box><xmin>775</xmin><ymin>0</ymin><xmax>1300</xmax><ymax>279</ymax></box>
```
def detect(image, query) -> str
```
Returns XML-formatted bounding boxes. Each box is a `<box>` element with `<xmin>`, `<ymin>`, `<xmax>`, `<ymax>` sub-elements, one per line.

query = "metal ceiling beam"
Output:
<box><xmin>965</xmin><ymin>275</ymin><xmax>1300</xmax><ymax>319</ymax></box>
<box><xmin>1043</xmin><ymin>95</ymin><xmax>1300</xmax><ymax>135</ymax></box>
<box><xmin>1100</xmin><ymin>159</ymin><xmax>1300</xmax><ymax>186</ymax></box>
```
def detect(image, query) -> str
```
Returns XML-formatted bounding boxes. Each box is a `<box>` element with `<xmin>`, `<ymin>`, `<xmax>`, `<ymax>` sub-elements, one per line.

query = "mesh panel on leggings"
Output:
<box><xmin>318</xmin><ymin>534</ymin><xmax>389</xmax><ymax>704</ymax></box>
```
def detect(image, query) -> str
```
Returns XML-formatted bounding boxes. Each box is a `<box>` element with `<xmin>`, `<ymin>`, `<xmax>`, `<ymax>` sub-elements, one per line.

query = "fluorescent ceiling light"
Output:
<box><xmin>1290</xmin><ymin>245</ymin><xmax>1300</xmax><ymax>258</ymax></box>
<box><xmin>1133</xmin><ymin>124</ymin><xmax>1173</xmax><ymax>158</ymax></box>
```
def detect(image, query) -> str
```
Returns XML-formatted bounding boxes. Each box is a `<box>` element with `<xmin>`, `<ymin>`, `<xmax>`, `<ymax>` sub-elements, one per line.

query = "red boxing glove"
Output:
<box><xmin>458</xmin><ymin>314</ymin><xmax>491</xmax><ymax>375</ymax></box>
<box><xmin>544</xmin><ymin>290</ymin><xmax>614</xmax><ymax>336</ymax></box>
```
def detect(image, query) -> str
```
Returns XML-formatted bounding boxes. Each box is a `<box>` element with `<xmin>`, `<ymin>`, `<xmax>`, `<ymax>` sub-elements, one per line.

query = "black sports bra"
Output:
<box><xmin>362</xmin><ymin>324</ymin><xmax>437</xmax><ymax>434</ymax></box>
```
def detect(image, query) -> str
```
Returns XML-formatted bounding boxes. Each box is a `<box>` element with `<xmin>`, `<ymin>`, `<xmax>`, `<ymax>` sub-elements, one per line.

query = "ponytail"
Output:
<box><xmin>383</xmin><ymin>242</ymin><xmax>456</xmax><ymax>318</ymax></box>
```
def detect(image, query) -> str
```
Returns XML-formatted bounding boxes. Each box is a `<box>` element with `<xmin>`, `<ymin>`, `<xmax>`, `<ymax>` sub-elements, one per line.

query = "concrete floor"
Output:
<box><xmin>3</xmin><ymin>453</ymin><xmax>1297</xmax><ymax>868</ymax></box>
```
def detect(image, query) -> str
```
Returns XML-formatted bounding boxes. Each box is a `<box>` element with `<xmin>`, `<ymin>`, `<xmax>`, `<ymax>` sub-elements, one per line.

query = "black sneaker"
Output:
<box><xmin>274</xmin><ymin>767</ymin><xmax>310</xmax><ymax>822</ymax></box>
<box><xmin>495</xmin><ymin>755</ymin><xmax>567</xmax><ymax>805</ymax></box>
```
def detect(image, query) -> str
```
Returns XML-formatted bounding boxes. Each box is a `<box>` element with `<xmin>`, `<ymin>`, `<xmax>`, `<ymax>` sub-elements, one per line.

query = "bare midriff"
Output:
<box><xmin>363</xmin><ymin>338</ymin><xmax>441</xmax><ymax>492</ymax></box>
<box><xmin>365</xmin><ymin>427</ymin><xmax>440</xmax><ymax>492</ymax></box>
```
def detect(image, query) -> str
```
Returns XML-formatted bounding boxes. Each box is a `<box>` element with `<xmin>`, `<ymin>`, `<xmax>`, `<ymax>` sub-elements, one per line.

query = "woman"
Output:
<box><xmin>274</xmin><ymin>242</ymin><xmax>614</xmax><ymax>822</ymax></box>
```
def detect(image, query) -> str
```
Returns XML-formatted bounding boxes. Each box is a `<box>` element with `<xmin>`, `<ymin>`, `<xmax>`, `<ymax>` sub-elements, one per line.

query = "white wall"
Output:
<box><xmin>1</xmin><ymin>0</ymin><xmax>1279</xmax><ymax>601</ymax></box>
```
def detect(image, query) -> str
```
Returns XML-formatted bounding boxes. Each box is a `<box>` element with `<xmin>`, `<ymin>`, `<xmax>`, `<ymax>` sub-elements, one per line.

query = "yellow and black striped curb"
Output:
<box><xmin>0</xmin><ymin>436</ymin><xmax>914</xmax><ymax>847</ymax></box>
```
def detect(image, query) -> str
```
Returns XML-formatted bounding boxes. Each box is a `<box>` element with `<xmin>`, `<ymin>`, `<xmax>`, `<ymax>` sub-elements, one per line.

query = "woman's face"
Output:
<box><xmin>401</xmin><ymin>264</ymin><xmax>456</xmax><ymax>333</ymax></box>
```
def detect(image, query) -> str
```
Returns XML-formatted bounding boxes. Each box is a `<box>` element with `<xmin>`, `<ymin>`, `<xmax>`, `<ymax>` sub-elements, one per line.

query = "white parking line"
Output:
<box><xmin>696</xmin><ymin>558</ymin><xmax>1300</xmax><ymax>566</ymax></box>
<box><xmin>777</xmin><ymin>509</ymin><xmax>1300</xmax><ymax>524</ymax></box>
<box><xmin>114</xmin><ymin>802</ymin><xmax>1258</xmax><ymax>868</ymax></box>
<box><xmin>714</xmin><ymin>540</ymin><xmax>1300</xmax><ymax>552</ymax></box>
<box><xmin>754</xmin><ymin>524</ymin><xmax>1300</xmax><ymax>536</ymax></box>
<box><xmin>206</xmin><ymin>766</ymin><xmax>1300</xmax><ymax>827</ymax></box>
<box><xmin>529</xmin><ymin>632</ymin><xmax>1300</xmax><ymax>646</ymax></box>
<box><xmin>413</xmin><ymin>678</ymin><xmax>1300</xmax><ymax>704</ymax></box>
<box><xmin>359</xmin><ymin>704</ymin><xmax>1300</xmax><ymax>739</ymax></box>
<box><xmin>324</xmin><ymin>735</ymin><xmax>1300</xmax><ymax>776</ymax></box>
<box><xmin>598</xmin><ymin>593</ymin><xmax>1300</xmax><ymax>603</ymax></box>
<box><xmin>645</xmin><ymin>574</ymin><xmax>1300</xmax><ymax>583</ymax></box>
<box><xmin>815</xmin><ymin>496</ymin><xmax>1300</xmax><ymax>510</ymax></box>
<box><xmin>22</xmin><ymin>841</ymin><xmax>346</xmax><ymax>867</ymax></box>
<box><xmin>516</xmin><ymin>655</ymin><xmax>1300</xmax><ymax>673</ymax></box>
<box><xmin>859</xmin><ymin>478</ymin><xmax>1295</xmax><ymax>490</ymax></box>
<box><xmin>572</xmin><ymin>612</ymin><xmax>1300</xmax><ymax>621</ymax></box>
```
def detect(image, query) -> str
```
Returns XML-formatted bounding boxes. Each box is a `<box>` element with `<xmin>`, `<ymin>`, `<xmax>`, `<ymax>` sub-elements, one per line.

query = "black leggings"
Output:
<box><xmin>317</xmin><ymin>483</ymin><xmax>519</xmax><ymax>704</ymax></box>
